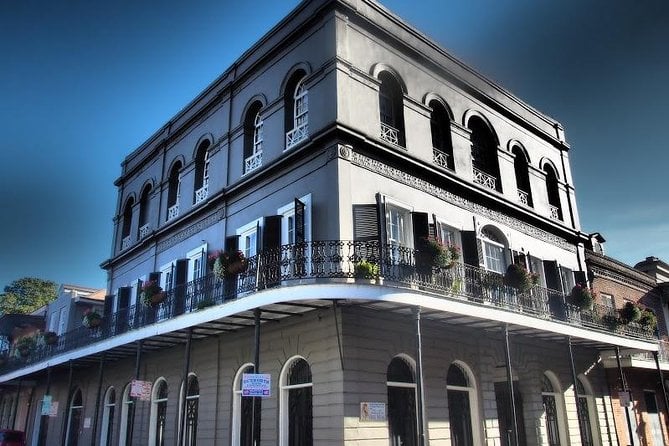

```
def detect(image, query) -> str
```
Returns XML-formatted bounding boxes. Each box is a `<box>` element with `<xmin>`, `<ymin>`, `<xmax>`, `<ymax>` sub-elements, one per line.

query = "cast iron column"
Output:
<box><xmin>127</xmin><ymin>340</ymin><xmax>143</xmax><ymax>445</ymax></box>
<box><xmin>90</xmin><ymin>353</ymin><xmax>106</xmax><ymax>446</ymax></box>
<box><xmin>652</xmin><ymin>350</ymin><xmax>669</xmax><ymax>431</ymax></box>
<box><xmin>503</xmin><ymin>324</ymin><xmax>519</xmax><ymax>446</ymax></box>
<box><xmin>615</xmin><ymin>346</ymin><xmax>634</xmax><ymax>446</ymax></box>
<box><xmin>251</xmin><ymin>308</ymin><xmax>262</xmax><ymax>446</ymax></box>
<box><xmin>414</xmin><ymin>307</ymin><xmax>427</xmax><ymax>446</ymax></box>
<box><xmin>178</xmin><ymin>328</ymin><xmax>193</xmax><ymax>446</ymax></box>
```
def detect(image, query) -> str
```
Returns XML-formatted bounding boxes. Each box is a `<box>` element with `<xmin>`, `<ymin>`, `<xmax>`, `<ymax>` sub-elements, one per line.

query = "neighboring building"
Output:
<box><xmin>0</xmin><ymin>1</ymin><xmax>660</xmax><ymax>445</ymax></box>
<box><xmin>586</xmin><ymin>249</ymin><xmax>669</xmax><ymax>446</ymax></box>
<box><xmin>44</xmin><ymin>285</ymin><xmax>106</xmax><ymax>336</ymax></box>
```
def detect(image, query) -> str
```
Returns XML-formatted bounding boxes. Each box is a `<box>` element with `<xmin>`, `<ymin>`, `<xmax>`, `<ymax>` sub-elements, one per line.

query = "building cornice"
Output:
<box><xmin>586</xmin><ymin>250</ymin><xmax>657</xmax><ymax>290</ymax></box>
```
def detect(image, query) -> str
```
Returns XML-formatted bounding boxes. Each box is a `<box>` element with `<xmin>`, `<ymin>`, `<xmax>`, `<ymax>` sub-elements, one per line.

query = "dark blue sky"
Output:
<box><xmin>1</xmin><ymin>0</ymin><xmax>667</xmax><ymax>290</ymax></box>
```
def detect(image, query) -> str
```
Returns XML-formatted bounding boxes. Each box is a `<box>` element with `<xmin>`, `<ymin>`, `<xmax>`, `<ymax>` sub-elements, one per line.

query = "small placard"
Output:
<box><xmin>40</xmin><ymin>395</ymin><xmax>52</xmax><ymax>416</ymax></box>
<box><xmin>360</xmin><ymin>402</ymin><xmax>386</xmax><ymax>421</ymax></box>
<box><xmin>242</xmin><ymin>373</ymin><xmax>271</xmax><ymax>398</ymax></box>
<box><xmin>83</xmin><ymin>417</ymin><xmax>91</xmax><ymax>429</ymax></box>
<box><xmin>131</xmin><ymin>379</ymin><xmax>152</xmax><ymax>401</ymax></box>
<box><xmin>619</xmin><ymin>391</ymin><xmax>632</xmax><ymax>408</ymax></box>
<box><xmin>48</xmin><ymin>401</ymin><xmax>59</xmax><ymax>417</ymax></box>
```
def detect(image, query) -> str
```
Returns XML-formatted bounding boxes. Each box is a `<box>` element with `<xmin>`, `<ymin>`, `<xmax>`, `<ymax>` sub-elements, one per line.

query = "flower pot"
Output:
<box><xmin>150</xmin><ymin>292</ymin><xmax>165</xmax><ymax>307</ymax></box>
<box><xmin>85</xmin><ymin>316</ymin><xmax>102</xmax><ymax>328</ymax></box>
<box><xmin>43</xmin><ymin>333</ymin><xmax>58</xmax><ymax>346</ymax></box>
<box><xmin>227</xmin><ymin>259</ymin><xmax>247</xmax><ymax>276</ymax></box>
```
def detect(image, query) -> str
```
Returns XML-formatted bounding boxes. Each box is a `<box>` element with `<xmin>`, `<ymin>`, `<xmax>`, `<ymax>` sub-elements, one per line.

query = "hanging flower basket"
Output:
<box><xmin>420</xmin><ymin>239</ymin><xmax>460</xmax><ymax>269</ymax></box>
<box><xmin>209</xmin><ymin>250</ymin><xmax>248</xmax><ymax>279</ymax></box>
<box><xmin>140</xmin><ymin>280</ymin><xmax>165</xmax><ymax>307</ymax></box>
<box><xmin>639</xmin><ymin>309</ymin><xmax>657</xmax><ymax>331</ymax></box>
<box><xmin>569</xmin><ymin>284</ymin><xmax>594</xmax><ymax>310</ymax></box>
<box><xmin>82</xmin><ymin>309</ymin><xmax>103</xmax><ymax>328</ymax></box>
<box><xmin>42</xmin><ymin>331</ymin><xmax>58</xmax><ymax>346</ymax></box>
<box><xmin>620</xmin><ymin>302</ymin><xmax>641</xmax><ymax>324</ymax></box>
<box><xmin>16</xmin><ymin>336</ymin><xmax>36</xmax><ymax>357</ymax></box>
<box><xmin>504</xmin><ymin>263</ymin><xmax>538</xmax><ymax>293</ymax></box>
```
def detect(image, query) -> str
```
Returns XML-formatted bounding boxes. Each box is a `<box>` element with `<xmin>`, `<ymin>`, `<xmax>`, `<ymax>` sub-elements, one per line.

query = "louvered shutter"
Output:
<box><xmin>263</xmin><ymin>216</ymin><xmax>282</xmax><ymax>249</ymax></box>
<box><xmin>174</xmin><ymin>259</ymin><xmax>189</xmax><ymax>314</ymax></box>
<box><xmin>461</xmin><ymin>231</ymin><xmax>480</xmax><ymax>267</ymax></box>
<box><xmin>352</xmin><ymin>205</ymin><xmax>379</xmax><ymax>241</ymax></box>
<box><xmin>295</xmin><ymin>198</ymin><xmax>305</xmax><ymax>243</ymax></box>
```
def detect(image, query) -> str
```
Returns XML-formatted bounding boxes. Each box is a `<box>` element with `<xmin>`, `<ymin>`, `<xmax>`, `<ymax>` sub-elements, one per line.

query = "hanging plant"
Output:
<box><xmin>82</xmin><ymin>308</ymin><xmax>103</xmax><ymax>328</ymax></box>
<box><xmin>569</xmin><ymin>284</ymin><xmax>594</xmax><ymax>310</ymax></box>
<box><xmin>620</xmin><ymin>302</ymin><xmax>641</xmax><ymax>324</ymax></box>
<box><xmin>504</xmin><ymin>263</ymin><xmax>538</xmax><ymax>293</ymax></box>
<box><xmin>421</xmin><ymin>239</ymin><xmax>460</xmax><ymax>269</ymax></box>
<box><xmin>140</xmin><ymin>280</ymin><xmax>165</xmax><ymax>307</ymax></box>
<box><xmin>209</xmin><ymin>250</ymin><xmax>248</xmax><ymax>279</ymax></box>
<box><xmin>353</xmin><ymin>260</ymin><xmax>379</xmax><ymax>279</ymax></box>
<box><xmin>639</xmin><ymin>309</ymin><xmax>657</xmax><ymax>331</ymax></box>
<box><xmin>16</xmin><ymin>336</ymin><xmax>36</xmax><ymax>357</ymax></box>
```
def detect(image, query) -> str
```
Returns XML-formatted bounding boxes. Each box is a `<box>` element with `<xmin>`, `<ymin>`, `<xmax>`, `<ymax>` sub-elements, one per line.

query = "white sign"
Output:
<box><xmin>242</xmin><ymin>373</ymin><xmax>271</xmax><ymax>398</ymax></box>
<box><xmin>619</xmin><ymin>391</ymin><xmax>632</xmax><ymax>408</ymax></box>
<box><xmin>83</xmin><ymin>417</ymin><xmax>91</xmax><ymax>429</ymax></box>
<box><xmin>40</xmin><ymin>395</ymin><xmax>52</xmax><ymax>416</ymax></box>
<box><xmin>48</xmin><ymin>401</ymin><xmax>59</xmax><ymax>417</ymax></box>
<box><xmin>130</xmin><ymin>379</ymin><xmax>152</xmax><ymax>401</ymax></box>
<box><xmin>360</xmin><ymin>402</ymin><xmax>386</xmax><ymax>421</ymax></box>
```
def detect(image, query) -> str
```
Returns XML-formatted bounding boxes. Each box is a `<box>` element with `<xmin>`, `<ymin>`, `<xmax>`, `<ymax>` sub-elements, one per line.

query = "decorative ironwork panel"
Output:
<box><xmin>380</xmin><ymin>122</ymin><xmax>400</xmax><ymax>145</ymax></box>
<box><xmin>518</xmin><ymin>189</ymin><xmax>530</xmax><ymax>206</ymax></box>
<box><xmin>433</xmin><ymin>148</ymin><xmax>451</xmax><ymax>169</ymax></box>
<box><xmin>194</xmin><ymin>184</ymin><xmax>209</xmax><ymax>204</ymax></box>
<box><xmin>286</xmin><ymin>123</ymin><xmax>309</xmax><ymax>150</ymax></box>
<box><xmin>139</xmin><ymin>224</ymin><xmax>151</xmax><ymax>239</ymax></box>
<box><xmin>244</xmin><ymin>151</ymin><xmax>262</xmax><ymax>174</ymax></box>
<box><xmin>167</xmin><ymin>204</ymin><xmax>180</xmax><ymax>221</ymax></box>
<box><xmin>473</xmin><ymin>167</ymin><xmax>497</xmax><ymax>190</ymax></box>
<box><xmin>549</xmin><ymin>205</ymin><xmax>561</xmax><ymax>220</ymax></box>
<box><xmin>542</xmin><ymin>395</ymin><xmax>560</xmax><ymax>446</ymax></box>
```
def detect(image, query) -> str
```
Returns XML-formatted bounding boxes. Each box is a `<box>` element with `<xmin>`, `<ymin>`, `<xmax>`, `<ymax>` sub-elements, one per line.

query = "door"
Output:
<box><xmin>644</xmin><ymin>391</ymin><xmax>665</xmax><ymax>446</ymax></box>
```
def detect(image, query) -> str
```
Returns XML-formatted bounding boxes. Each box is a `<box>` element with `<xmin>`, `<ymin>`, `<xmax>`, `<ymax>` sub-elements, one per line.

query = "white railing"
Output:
<box><xmin>518</xmin><ymin>189</ymin><xmax>530</xmax><ymax>206</ymax></box>
<box><xmin>139</xmin><ymin>224</ymin><xmax>151</xmax><ymax>239</ymax></box>
<box><xmin>244</xmin><ymin>151</ymin><xmax>263</xmax><ymax>174</ymax></box>
<box><xmin>549</xmin><ymin>205</ymin><xmax>561</xmax><ymax>220</ymax></box>
<box><xmin>433</xmin><ymin>148</ymin><xmax>451</xmax><ymax>169</ymax></box>
<box><xmin>195</xmin><ymin>184</ymin><xmax>208</xmax><ymax>205</ymax></box>
<box><xmin>473</xmin><ymin>167</ymin><xmax>497</xmax><ymax>190</ymax></box>
<box><xmin>167</xmin><ymin>204</ymin><xmax>179</xmax><ymax>221</ymax></box>
<box><xmin>121</xmin><ymin>236</ymin><xmax>132</xmax><ymax>250</ymax></box>
<box><xmin>380</xmin><ymin>122</ymin><xmax>399</xmax><ymax>145</ymax></box>
<box><xmin>285</xmin><ymin>123</ymin><xmax>308</xmax><ymax>150</ymax></box>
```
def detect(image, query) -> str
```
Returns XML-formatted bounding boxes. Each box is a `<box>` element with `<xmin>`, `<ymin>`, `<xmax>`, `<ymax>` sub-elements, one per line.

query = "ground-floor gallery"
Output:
<box><xmin>0</xmin><ymin>303</ymin><xmax>665</xmax><ymax>445</ymax></box>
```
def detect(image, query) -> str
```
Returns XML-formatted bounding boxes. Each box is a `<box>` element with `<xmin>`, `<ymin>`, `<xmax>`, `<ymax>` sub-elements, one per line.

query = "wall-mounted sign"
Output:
<box><xmin>131</xmin><ymin>379</ymin><xmax>152</xmax><ymax>401</ymax></box>
<box><xmin>242</xmin><ymin>373</ymin><xmax>271</xmax><ymax>398</ymax></box>
<box><xmin>360</xmin><ymin>402</ymin><xmax>386</xmax><ymax>421</ymax></box>
<box><xmin>619</xmin><ymin>391</ymin><xmax>632</xmax><ymax>408</ymax></box>
<box><xmin>40</xmin><ymin>396</ymin><xmax>52</xmax><ymax>416</ymax></box>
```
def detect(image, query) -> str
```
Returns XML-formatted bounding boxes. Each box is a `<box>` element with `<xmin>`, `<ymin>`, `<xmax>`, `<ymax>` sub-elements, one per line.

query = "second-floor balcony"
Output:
<box><xmin>285</xmin><ymin>123</ymin><xmax>308</xmax><ymax>150</ymax></box>
<box><xmin>245</xmin><ymin>150</ymin><xmax>263</xmax><ymax>174</ymax></box>
<box><xmin>1</xmin><ymin>240</ymin><xmax>656</xmax><ymax>376</ymax></box>
<box><xmin>121</xmin><ymin>236</ymin><xmax>132</xmax><ymax>250</ymax></box>
<box><xmin>473</xmin><ymin>167</ymin><xmax>497</xmax><ymax>191</ymax></box>
<box><xmin>167</xmin><ymin>203</ymin><xmax>180</xmax><ymax>221</ymax></box>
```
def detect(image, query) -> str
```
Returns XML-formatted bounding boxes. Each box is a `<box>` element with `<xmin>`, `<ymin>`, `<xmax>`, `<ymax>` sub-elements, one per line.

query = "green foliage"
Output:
<box><xmin>620</xmin><ymin>302</ymin><xmax>641</xmax><ymax>324</ymax></box>
<box><xmin>354</xmin><ymin>260</ymin><xmax>379</xmax><ymax>279</ymax></box>
<box><xmin>639</xmin><ymin>309</ymin><xmax>657</xmax><ymax>330</ymax></box>
<box><xmin>0</xmin><ymin>277</ymin><xmax>58</xmax><ymax>315</ymax></box>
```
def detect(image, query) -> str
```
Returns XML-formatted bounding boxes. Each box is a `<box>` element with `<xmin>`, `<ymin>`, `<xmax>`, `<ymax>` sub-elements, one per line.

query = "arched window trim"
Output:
<box><xmin>119</xmin><ymin>383</ymin><xmax>133</xmax><ymax>446</ymax></box>
<box><xmin>386</xmin><ymin>355</ymin><xmax>417</xmax><ymax>446</ymax></box>
<box><xmin>279</xmin><ymin>355</ymin><xmax>313</xmax><ymax>446</ymax></box>
<box><xmin>576</xmin><ymin>375</ymin><xmax>600</xmax><ymax>446</ymax></box>
<box><xmin>65</xmin><ymin>387</ymin><xmax>83</xmax><ymax>446</ymax></box>
<box><xmin>138</xmin><ymin>183</ymin><xmax>152</xmax><ymax>239</ymax></box>
<box><xmin>512</xmin><ymin>145</ymin><xmax>533</xmax><ymax>207</ymax></box>
<box><xmin>231</xmin><ymin>363</ymin><xmax>255</xmax><ymax>446</ymax></box>
<box><xmin>285</xmin><ymin>73</ymin><xmax>309</xmax><ymax>150</ymax></box>
<box><xmin>100</xmin><ymin>386</ymin><xmax>116</xmax><ymax>446</ymax></box>
<box><xmin>466</xmin><ymin>113</ymin><xmax>501</xmax><ymax>192</ymax></box>
<box><xmin>149</xmin><ymin>378</ymin><xmax>168</xmax><ymax>446</ymax></box>
<box><xmin>541</xmin><ymin>371</ymin><xmax>569</xmax><ymax>446</ymax></box>
<box><xmin>244</xmin><ymin>101</ymin><xmax>264</xmax><ymax>174</ymax></box>
<box><xmin>121</xmin><ymin>197</ymin><xmax>135</xmax><ymax>250</ymax></box>
<box><xmin>542</xmin><ymin>162</ymin><xmax>563</xmax><ymax>221</ymax></box>
<box><xmin>429</xmin><ymin>99</ymin><xmax>454</xmax><ymax>171</ymax></box>
<box><xmin>446</xmin><ymin>361</ymin><xmax>482</xmax><ymax>446</ymax></box>
<box><xmin>167</xmin><ymin>161</ymin><xmax>182</xmax><ymax>221</ymax></box>
<box><xmin>378</xmin><ymin>70</ymin><xmax>406</xmax><ymax>147</ymax></box>
<box><xmin>480</xmin><ymin>226</ymin><xmax>509</xmax><ymax>274</ymax></box>
<box><xmin>178</xmin><ymin>373</ymin><xmax>200</xmax><ymax>446</ymax></box>
<box><xmin>194</xmin><ymin>141</ymin><xmax>211</xmax><ymax>205</ymax></box>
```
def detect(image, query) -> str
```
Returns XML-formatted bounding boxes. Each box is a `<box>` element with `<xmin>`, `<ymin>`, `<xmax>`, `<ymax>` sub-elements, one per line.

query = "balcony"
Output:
<box><xmin>433</xmin><ymin>148</ymin><xmax>452</xmax><ymax>170</ymax></box>
<box><xmin>194</xmin><ymin>183</ymin><xmax>208</xmax><ymax>205</ymax></box>
<box><xmin>0</xmin><ymin>241</ymin><xmax>655</xmax><ymax>376</ymax></box>
<box><xmin>121</xmin><ymin>236</ymin><xmax>132</xmax><ymax>250</ymax></box>
<box><xmin>244</xmin><ymin>150</ymin><xmax>262</xmax><ymax>174</ymax></box>
<box><xmin>167</xmin><ymin>203</ymin><xmax>179</xmax><ymax>221</ymax></box>
<box><xmin>473</xmin><ymin>167</ymin><xmax>497</xmax><ymax>191</ymax></box>
<box><xmin>380</xmin><ymin>122</ymin><xmax>400</xmax><ymax>145</ymax></box>
<box><xmin>285</xmin><ymin>123</ymin><xmax>308</xmax><ymax>150</ymax></box>
<box><xmin>139</xmin><ymin>224</ymin><xmax>151</xmax><ymax>239</ymax></box>
<box><xmin>549</xmin><ymin>204</ymin><xmax>561</xmax><ymax>220</ymax></box>
<box><xmin>517</xmin><ymin>189</ymin><xmax>530</xmax><ymax>206</ymax></box>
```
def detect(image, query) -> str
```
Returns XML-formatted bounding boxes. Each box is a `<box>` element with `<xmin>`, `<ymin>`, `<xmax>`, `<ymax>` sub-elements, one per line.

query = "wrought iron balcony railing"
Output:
<box><xmin>433</xmin><ymin>148</ymin><xmax>452</xmax><ymax>170</ymax></box>
<box><xmin>194</xmin><ymin>183</ymin><xmax>209</xmax><ymax>205</ymax></box>
<box><xmin>167</xmin><ymin>203</ymin><xmax>179</xmax><ymax>221</ymax></box>
<box><xmin>380</xmin><ymin>122</ymin><xmax>400</xmax><ymax>145</ymax></box>
<box><xmin>549</xmin><ymin>204</ymin><xmax>561</xmax><ymax>220</ymax></box>
<box><xmin>244</xmin><ymin>151</ymin><xmax>262</xmax><ymax>174</ymax></box>
<box><xmin>139</xmin><ymin>224</ymin><xmax>151</xmax><ymax>239</ymax></box>
<box><xmin>473</xmin><ymin>167</ymin><xmax>497</xmax><ymax>191</ymax></box>
<box><xmin>0</xmin><ymin>240</ymin><xmax>655</xmax><ymax>374</ymax></box>
<box><xmin>285</xmin><ymin>123</ymin><xmax>308</xmax><ymax>150</ymax></box>
<box><xmin>517</xmin><ymin>189</ymin><xmax>530</xmax><ymax>206</ymax></box>
<box><xmin>121</xmin><ymin>236</ymin><xmax>132</xmax><ymax>250</ymax></box>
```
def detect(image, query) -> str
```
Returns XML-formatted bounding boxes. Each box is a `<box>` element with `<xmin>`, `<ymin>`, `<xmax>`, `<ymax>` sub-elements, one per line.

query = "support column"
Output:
<box><xmin>37</xmin><ymin>367</ymin><xmax>51</xmax><ymax>446</ymax></box>
<box><xmin>567</xmin><ymin>338</ymin><xmax>584</xmax><ymax>443</ymax></box>
<box><xmin>503</xmin><ymin>324</ymin><xmax>519</xmax><ymax>446</ymax></box>
<box><xmin>251</xmin><ymin>309</ymin><xmax>262</xmax><ymax>446</ymax></box>
<box><xmin>652</xmin><ymin>351</ymin><xmax>669</xmax><ymax>432</ymax></box>
<box><xmin>178</xmin><ymin>328</ymin><xmax>193</xmax><ymax>446</ymax></box>
<box><xmin>91</xmin><ymin>354</ymin><xmax>106</xmax><ymax>446</ymax></box>
<box><xmin>60</xmin><ymin>360</ymin><xmax>74</xmax><ymax>445</ymax></box>
<box><xmin>127</xmin><ymin>340</ymin><xmax>143</xmax><ymax>445</ymax></box>
<box><xmin>414</xmin><ymin>307</ymin><xmax>427</xmax><ymax>446</ymax></box>
<box><xmin>11</xmin><ymin>380</ymin><xmax>22</xmax><ymax>429</ymax></box>
<box><xmin>616</xmin><ymin>346</ymin><xmax>634</xmax><ymax>446</ymax></box>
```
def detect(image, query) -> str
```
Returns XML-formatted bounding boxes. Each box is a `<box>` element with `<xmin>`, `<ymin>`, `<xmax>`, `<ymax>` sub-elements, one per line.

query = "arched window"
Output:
<box><xmin>468</xmin><ymin>116</ymin><xmax>500</xmax><ymax>191</ymax></box>
<box><xmin>100</xmin><ymin>387</ymin><xmax>116</xmax><ymax>446</ymax></box>
<box><xmin>149</xmin><ymin>378</ymin><xmax>168</xmax><ymax>446</ymax></box>
<box><xmin>121</xmin><ymin>197</ymin><xmax>134</xmax><ymax>250</ymax></box>
<box><xmin>285</xmin><ymin>71</ymin><xmax>309</xmax><ymax>150</ymax></box>
<box><xmin>138</xmin><ymin>184</ymin><xmax>152</xmax><ymax>239</ymax></box>
<box><xmin>430</xmin><ymin>100</ymin><xmax>454</xmax><ymax>170</ymax></box>
<box><xmin>480</xmin><ymin>226</ymin><xmax>508</xmax><ymax>274</ymax></box>
<box><xmin>378</xmin><ymin>71</ymin><xmax>405</xmax><ymax>147</ymax></box>
<box><xmin>541</xmin><ymin>372</ymin><xmax>568</xmax><ymax>446</ymax></box>
<box><xmin>543</xmin><ymin>164</ymin><xmax>562</xmax><ymax>220</ymax></box>
<box><xmin>232</xmin><ymin>363</ymin><xmax>254</xmax><ymax>446</ymax></box>
<box><xmin>65</xmin><ymin>388</ymin><xmax>83</xmax><ymax>446</ymax></box>
<box><xmin>180</xmin><ymin>374</ymin><xmax>199</xmax><ymax>446</ymax></box>
<box><xmin>119</xmin><ymin>383</ymin><xmax>133</xmax><ymax>446</ymax></box>
<box><xmin>512</xmin><ymin>146</ymin><xmax>532</xmax><ymax>207</ymax></box>
<box><xmin>167</xmin><ymin>161</ymin><xmax>182</xmax><ymax>221</ymax></box>
<box><xmin>244</xmin><ymin>102</ymin><xmax>264</xmax><ymax>174</ymax></box>
<box><xmin>386</xmin><ymin>356</ymin><xmax>417</xmax><ymax>446</ymax></box>
<box><xmin>576</xmin><ymin>376</ymin><xmax>598</xmax><ymax>446</ymax></box>
<box><xmin>446</xmin><ymin>363</ymin><xmax>480</xmax><ymax>445</ymax></box>
<box><xmin>279</xmin><ymin>357</ymin><xmax>313</xmax><ymax>446</ymax></box>
<box><xmin>194</xmin><ymin>140</ymin><xmax>211</xmax><ymax>205</ymax></box>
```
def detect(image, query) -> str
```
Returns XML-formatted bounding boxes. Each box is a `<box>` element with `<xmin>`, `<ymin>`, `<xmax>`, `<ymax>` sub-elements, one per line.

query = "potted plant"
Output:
<box><xmin>569</xmin><ymin>284</ymin><xmax>594</xmax><ymax>310</ymax></box>
<box><xmin>639</xmin><ymin>309</ymin><xmax>657</xmax><ymax>331</ymax></box>
<box><xmin>354</xmin><ymin>260</ymin><xmax>379</xmax><ymax>279</ymax></box>
<box><xmin>504</xmin><ymin>263</ymin><xmax>538</xmax><ymax>293</ymax></box>
<box><xmin>196</xmin><ymin>298</ymin><xmax>215</xmax><ymax>310</ymax></box>
<box><xmin>141</xmin><ymin>280</ymin><xmax>165</xmax><ymax>307</ymax></box>
<box><xmin>82</xmin><ymin>308</ymin><xmax>103</xmax><ymax>328</ymax></box>
<box><xmin>620</xmin><ymin>302</ymin><xmax>641</xmax><ymax>324</ymax></box>
<box><xmin>42</xmin><ymin>331</ymin><xmax>58</xmax><ymax>346</ymax></box>
<box><xmin>209</xmin><ymin>250</ymin><xmax>248</xmax><ymax>279</ymax></box>
<box><xmin>603</xmin><ymin>314</ymin><xmax>622</xmax><ymax>331</ymax></box>
<box><xmin>422</xmin><ymin>239</ymin><xmax>460</xmax><ymax>269</ymax></box>
<box><xmin>16</xmin><ymin>336</ymin><xmax>36</xmax><ymax>357</ymax></box>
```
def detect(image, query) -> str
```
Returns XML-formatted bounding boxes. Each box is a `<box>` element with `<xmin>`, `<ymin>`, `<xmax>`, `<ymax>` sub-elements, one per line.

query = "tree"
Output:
<box><xmin>0</xmin><ymin>277</ymin><xmax>58</xmax><ymax>315</ymax></box>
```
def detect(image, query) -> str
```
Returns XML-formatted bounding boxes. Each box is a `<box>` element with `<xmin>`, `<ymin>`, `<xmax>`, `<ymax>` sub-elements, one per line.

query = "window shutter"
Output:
<box><xmin>225</xmin><ymin>236</ymin><xmax>239</xmax><ymax>253</ymax></box>
<box><xmin>263</xmin><ymin>216</ymin><xmax>283</xmax><ymax>249</ymax></box>
<box><xmin>116</xmin><ymin>287</ymin><xmax>132</xmax><ymax>334</ymax></box>
<box><xmin>294</xmin><ymin>198</ymin><xmax>305</xmax><ymax>243</ymax></box>
<box><xmin>149</xmin><ymin>272</ymin><xmax>161</xmax><ymax>283</ymax></box>
<box><xmin>460</xmin><ymin>231</ymin><xmax>480</xmax><ymax>267</ymax></box>
<box><xmin>117</xmin><ymin>287</ymin><xmax>131</xmax><ymax>309</ymax></box>
<box><xmin>573</xmin><ymin>270</ymin><xmax>587</xmax><ymax>286</ymax></box>
<box><xmin>352</xmin><ymin>204</ymin><xmax>379</xmax><ymax>241</ymax></box>
<box><xmin>376</xmin><ymin>193</ymin><xmax>387</xmax><ymax>244</ymax></box>
<box><xmin>103</xmin><ymin>294</ymin><xmax>114</xmax><ymax>317</ymax></box>
<box><xmin>411</xmin><ymin>212</ymin><xmax>430</xmax><ymax>246</ymax></box>
<box><xmin>174</xmin><ymin>259</ymin><xmax>189</xmax><ymax>315</ymax></box>
<box><xmin>542</xmin><ymin>260</ymin><xmax>562</xmax><ymax>292</ymax></box>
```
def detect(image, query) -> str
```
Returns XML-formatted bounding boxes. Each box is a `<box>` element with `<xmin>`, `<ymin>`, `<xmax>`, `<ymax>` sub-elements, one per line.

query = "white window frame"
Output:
<box><xmin>231</xmin><ymin>363</ymin><xmax>255</xmax><ymax>446</ymax></box>
<box><xmin>119</xmin><ymin>383</ymin><xmax>133</xmax><ymax>446</ymax></box>
<box><xmin>576</xmin><ymin>375</ymin><xmax>601</xmax><ymax>446</ymax></box>
<box><xmin>237</xmin><ymin>219</ymin><xmax>262</xmax><ymax>259</ymax></box>
<box><xmin>253</xmin><ymin>112</ymin><xmax>263</xmax><ymax>156</ymax></box>
<box><xmin>600</xmin><ymin>293</ymin><xmax>615</xmax><ymax>311</ymax></box>
<box><xmin>279</xmin><ymin>355</ymin><xmax>313</xmax><ymax>446</ymax></box>
<box><xmin>294</xmin><ymin>80</ymin><xmax>308</xmax><ymax>130</ymax></box>
<box><xmin>187</xmin><ymin>243</ymin><xmax>208</xmax><ymax>284</ymax></box>
<box><xmin>541</xmin><ymin>371</ymin><xmax>569</xmax><ymax>446</ymax></box>
<box><xmin>382</xmin><ymin>197</ymin><xmax>413</xmax><ymax>248</ymax></box>
<box><xmin>149</xmin><ymin>377</ymin><xmax>168</xmax><ymax>446</ymax></box>
<box><xmin>100</xmin><ymin>386</ymin><xmax>115</xmax><ymax>446</ymax></box>
<box><xmin>445</xmin><ymin>361</ymin><xmax>482</xmax><ymax>445</ymax></box>
<box><xmin>177</xmin><ymin>373</ymin><xmax>200</xmax><ymax>446</ymax></box>
<box><xmin>480</xmin><ymin>227</ymin><xmax>508</xmax><ymax>274</ymax></box>
<box><xmin>277</xmin><ymin>194</ymin><xmax>312</xmax><ymax>246</ymax></box>
<box><xmin>57</xmin><ymin>307</ymin><xmax>68</xmax><ymax>335</ymax></box>
<box><xmin>64</xmin><ymin>389</ymin><xmax>83</xmax><ymax>446</ymax></box>
<box><xmin>160</xmin><ymin>261</ymin><xmax>176</xmax><ymax>292</ymax></box>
